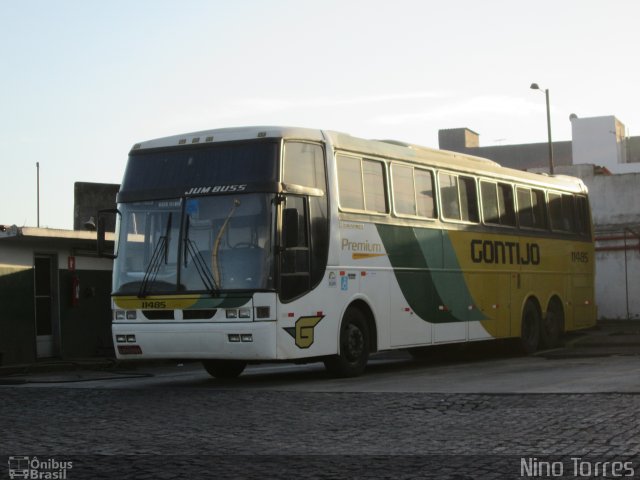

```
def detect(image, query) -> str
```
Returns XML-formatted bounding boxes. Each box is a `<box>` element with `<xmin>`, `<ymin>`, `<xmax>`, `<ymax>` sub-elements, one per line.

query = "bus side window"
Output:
<box><xmin>482</xmin><ymin>181</ymin><xmax>515</xmax><ymax>227</ymax></box>
<box><xmin>497</xmin><ymin>183</ymin><xmax>516</xmax><ymax>226</ymax></box>
<box><xmin>575</xmin><ymin>196</ymin><xmax>591</xmax><ymax>235</ymax></box>
<box><xmin>481</xmin><ymin>181</ymin><xmax>500</xmax><ymax>224</ymax></box>
<box><xmin>415</xmin><ymin>168</ymin><xmax>436</xmax><ymax>218</ymax></box>
<box><xmin>549</xmin><ymin>192</ymin><xmax>563</xmax><ymax>230</ymax></box>
<box><xmin>391</xmin><ymin>164</ymin><xmax>416</xmax><ymax>215</ymax></box>
<box><xmin>561</xmin><ymin>194</ymin><xmax>576</xmax><ymax>232</ymax></box>
<box><xmin>337</xmin><ymin>154</ymin><xmax>365</xmax><ymax>210</ymax></box>
<box><xmin>517</xmin><ymin>187</ymin><xmax>534</xmax><ymax>228</ymax></box>
<box><xmin>459</xmin><ymin>176</ymin><xmax>479</xmax><ymax>223</ymax></box>
<box><xmin>531</xmin><ymin>189</ymin><xmax>547</xmax><ymax>229</ymax></box>
<box><xmin>362</xmin><ymin>159</ymin><xmax>388</xmax><ymax>213</ymax></box>
<box><xmin>439</xmin><ymin>172</ymin><xmax>461</xmax><ymax>220</ymax></box>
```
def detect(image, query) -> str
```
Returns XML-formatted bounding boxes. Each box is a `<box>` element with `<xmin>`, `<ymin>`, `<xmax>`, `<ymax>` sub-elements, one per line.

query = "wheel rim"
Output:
<box><xmin>344</xmin><ymin>323</ymin><xmax>365</xmax><ymax>362</ymax></box>
<box><xmin>522</xmin><ymin>304</ymin><xmax>540</xmax><ymax>352</ymax></box>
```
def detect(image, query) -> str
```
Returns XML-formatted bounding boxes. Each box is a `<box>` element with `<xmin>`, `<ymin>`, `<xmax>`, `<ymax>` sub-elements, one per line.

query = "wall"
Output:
<box><xmin>555</xmin><ymin>165</ymin><xmax>640</xmax><ymax>319</ymax></box>
<box><xmin>595</xmin><ymin>246</ymin><xmax>640</xmax><ymax>320</ymax></box>
<box><xmin>59</xmin><ymin>255</ymin><xmax>114</xmax><ymax>358</ymax></box>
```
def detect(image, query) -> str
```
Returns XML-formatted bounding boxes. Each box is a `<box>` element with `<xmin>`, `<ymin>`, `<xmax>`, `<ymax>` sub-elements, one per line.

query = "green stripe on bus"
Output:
<box><xmin>376</xmin><ymin>224</ymin><xmax>485</xmax><ymax>323</ymax></box>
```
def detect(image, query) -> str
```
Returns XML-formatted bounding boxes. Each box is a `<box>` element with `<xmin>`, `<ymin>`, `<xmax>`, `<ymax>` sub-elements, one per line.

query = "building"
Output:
<box><xmin>439</xmin><ymin>116</ymin><xmax>640</xmax><ymax>320</ymax></box>
<box><xmin>438</xmin><ymin>115</ymin><xmax>640</xmax><ymax>173</ymax></box>
<box><xmin>0</xmin><ymin>226</ymin><xmax>114</xmax><ymax>365</ymax></box>
<box><xmin>0</xmin><ymin>181</ymin><xmax>118</xmax><ymax>366</ymax></box>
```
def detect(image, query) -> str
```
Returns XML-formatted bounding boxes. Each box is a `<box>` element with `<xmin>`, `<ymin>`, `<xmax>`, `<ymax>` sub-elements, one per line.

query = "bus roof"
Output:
<box><xmin>132</xmin><ymin>126</ymin><xmax>587</xmax><ymax>194</ymax></box>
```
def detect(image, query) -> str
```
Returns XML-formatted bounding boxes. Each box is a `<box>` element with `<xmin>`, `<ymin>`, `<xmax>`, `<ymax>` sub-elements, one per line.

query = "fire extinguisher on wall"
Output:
<box><xmin>71</xmin><ymin>274</ymin><xmax>80</xmax><ymax>306</ymax></box>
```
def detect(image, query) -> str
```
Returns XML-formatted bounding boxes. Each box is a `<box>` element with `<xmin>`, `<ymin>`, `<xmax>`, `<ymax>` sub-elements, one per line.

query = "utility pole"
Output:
<box><xmin>36</xmin><ymin>162</ymin><xmax>40</xmax><ymax>227</ymax></box>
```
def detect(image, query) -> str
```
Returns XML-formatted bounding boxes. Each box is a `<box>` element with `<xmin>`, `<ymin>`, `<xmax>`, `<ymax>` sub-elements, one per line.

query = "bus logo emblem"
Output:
<box><xmin>284</xmin><ymin>315</ymin><xmax>324</xmax><ymax>349</ymax></box>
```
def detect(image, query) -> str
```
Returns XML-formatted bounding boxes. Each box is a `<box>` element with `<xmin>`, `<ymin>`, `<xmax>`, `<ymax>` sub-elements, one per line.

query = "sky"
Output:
<box><xmin>1</xmin><ymin>0</ymin><xmax>639</xmax><ymax>229</ymax></box>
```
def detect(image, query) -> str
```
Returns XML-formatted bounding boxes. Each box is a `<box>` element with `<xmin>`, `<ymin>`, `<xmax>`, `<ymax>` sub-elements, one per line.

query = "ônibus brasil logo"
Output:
<box><xmin>8</xmin><ymin>456</ymin><xmax>73</xmax><ymax>479</ymax></box>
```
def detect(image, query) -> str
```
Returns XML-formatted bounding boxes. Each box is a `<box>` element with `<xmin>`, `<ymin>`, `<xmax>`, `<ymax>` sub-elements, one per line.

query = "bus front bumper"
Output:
<box><xmin>112</xmin><ymin>321</ymin><xmax>277</xmax><ymax>360</ymax></box>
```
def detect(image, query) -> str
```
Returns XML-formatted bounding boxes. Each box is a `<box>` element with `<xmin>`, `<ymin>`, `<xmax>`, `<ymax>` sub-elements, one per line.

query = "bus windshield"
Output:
<box><xmin>113</xmin><ymin>193</ymin><xmax>275</xmax><ymax>295</ymax></box>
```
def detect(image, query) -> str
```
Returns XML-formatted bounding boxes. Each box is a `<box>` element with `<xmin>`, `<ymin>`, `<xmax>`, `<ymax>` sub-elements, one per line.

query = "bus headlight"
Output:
<box><xmin>238</xmin><ymin>308</ymin><xmax>251</xmax><ymax>319</ymax></box>
<box><xmin>115</xmin><ymin>310</ymin><xmax>126</xmax><ymax>320</ymax></box>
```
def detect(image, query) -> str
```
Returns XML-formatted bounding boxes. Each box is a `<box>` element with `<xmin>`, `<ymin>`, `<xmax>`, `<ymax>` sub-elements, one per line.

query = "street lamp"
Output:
<box><xmin>530</xmin><ymin>83</ymin><xmax>554</xmax><ymax>175</ymax></box>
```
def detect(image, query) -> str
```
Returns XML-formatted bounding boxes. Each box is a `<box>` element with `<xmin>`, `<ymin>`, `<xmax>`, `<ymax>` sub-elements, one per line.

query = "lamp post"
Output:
<box><xmin>530</xmin><ymin>83</ymin><xmax>554</xmax><ymax>175</ymax></box>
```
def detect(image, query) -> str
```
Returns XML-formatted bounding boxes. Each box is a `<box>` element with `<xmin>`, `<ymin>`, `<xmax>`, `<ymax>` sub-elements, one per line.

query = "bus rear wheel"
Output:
<box><xmin>520</xmin><ymin>300</ymin><xmax>541</xmax><ymax>354</ymax></box>
<box><xmin>541</xmin><ymin>300</ymin><xmax>564</xmax><ymax>349</ymax></box>
<box><xmin>202</xmin><ymin>360</ymin><xmax>247</xmax><ymax>379</ymax></box>
<box><xmin>324</xmin><ymin>308</ymin><xmax>370</xmax><ymax>377</ymax></box>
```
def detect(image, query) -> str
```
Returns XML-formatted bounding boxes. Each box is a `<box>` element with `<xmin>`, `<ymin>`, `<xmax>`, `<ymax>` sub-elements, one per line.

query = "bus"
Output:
<box><xmin>98</xmin><ymin>126</ymin><xmax>596</xmax><ymax>378</ymax></box>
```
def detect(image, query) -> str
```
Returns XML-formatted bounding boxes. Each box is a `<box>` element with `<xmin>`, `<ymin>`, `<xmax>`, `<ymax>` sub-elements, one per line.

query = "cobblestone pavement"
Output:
<box><xmin>1</xmin><ymin>388</ymin><xmax>639</xmax><ymax>479</ymax></box>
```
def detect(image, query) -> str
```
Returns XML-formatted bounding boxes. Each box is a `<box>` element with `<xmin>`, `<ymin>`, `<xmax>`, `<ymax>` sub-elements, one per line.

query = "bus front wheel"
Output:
<box><xmin>520</xmin><ymin>300</ymin><xmax>541</xmax><ymax>354</ymax></box>
<box><xmin>324</xmin><ymin>308</ymin><xmax>370</xmax><ymax>377</ymax></box>
<box><xmin>202</xmin><ymin>360</ymin><xmax>247</xmax><ymax>379</ymax></box>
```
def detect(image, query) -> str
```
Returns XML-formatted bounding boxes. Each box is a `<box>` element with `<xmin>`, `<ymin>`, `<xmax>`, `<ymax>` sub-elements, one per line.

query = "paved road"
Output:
<box><xmin>2</xmin><ymin>347</ymin><xmax>640</xmax><ymax>479</ymax></box>
<box><xmin>5</xmin><ymin>346</ymin><xmax>640</xmax><ymax>393</ymax></box>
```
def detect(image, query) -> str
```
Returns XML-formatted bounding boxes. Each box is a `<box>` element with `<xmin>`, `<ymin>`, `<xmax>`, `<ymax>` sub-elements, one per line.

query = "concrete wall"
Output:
<box><xmin>555</xmin><ymin>165</ymin><xmax>640</xmax><ymax>319</ymax></box>
<box><xmin>595</xmin><ymin>247</ymin><xmax>640</xmax><ymax>320</ymax></box>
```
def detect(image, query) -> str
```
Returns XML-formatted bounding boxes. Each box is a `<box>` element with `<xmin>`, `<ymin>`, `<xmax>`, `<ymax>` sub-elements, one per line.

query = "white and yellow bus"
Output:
<box><xmin>99</xmin><ymin>126</ymin><xmax>596</xmax><ymax>378</ymax></box>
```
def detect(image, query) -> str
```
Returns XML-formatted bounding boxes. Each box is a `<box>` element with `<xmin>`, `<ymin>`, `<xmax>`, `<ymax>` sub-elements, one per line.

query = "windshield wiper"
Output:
<box><xmin>183</xmin><ymin>215</ymin><xmax>218</xmax><ymax>292</ymax></box>
<box><xmin>138</xmin><ymin>212</ymin><xmax>172</xmax><ymax>298</ymax></box>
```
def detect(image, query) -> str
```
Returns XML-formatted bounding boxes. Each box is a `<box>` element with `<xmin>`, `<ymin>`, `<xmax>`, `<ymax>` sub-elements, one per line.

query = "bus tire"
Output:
<box><xmin>541</xmin><ymin>300</ymin><xmax>564</xmax><ymax>349</ymax></box>
<box><xmin>324</xmin><ymin>308</ymin><xmax>370</xmax><ymax>377</ymax></box>
<box><xmin>520</xmin><ymin>300</ymin><xmax>541</xmax><ymax>355</ymax></box>
<box><xmin>202</xmin><ymin>360</ymin><xmax>247</xmax><ymax>379</ymax></box>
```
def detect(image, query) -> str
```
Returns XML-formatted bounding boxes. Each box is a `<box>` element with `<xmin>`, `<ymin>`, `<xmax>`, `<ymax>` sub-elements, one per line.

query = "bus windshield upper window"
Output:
<box><xmin>119</xmin><ymin>140</ymin><xmax>279</xmax><ymax>201</ymax></box>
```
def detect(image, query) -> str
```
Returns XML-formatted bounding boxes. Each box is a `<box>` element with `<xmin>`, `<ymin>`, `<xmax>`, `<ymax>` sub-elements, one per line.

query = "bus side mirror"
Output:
<box><xmin>97</xmin><ymin>209</ymin><xmax>119</xmax><ymax>259</ymax></box>
<box><xmin>283</xmin><ymin>208</ymin><xmax>299</xmax><ymax>248</ymax></box>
